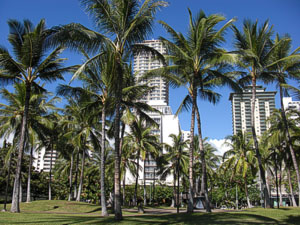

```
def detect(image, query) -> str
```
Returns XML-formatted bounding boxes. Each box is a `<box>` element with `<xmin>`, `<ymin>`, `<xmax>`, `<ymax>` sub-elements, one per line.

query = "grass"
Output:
<box><xmin>1</xmin><ymin>200</ymin><xmax>300</xmax><ymax>224</ymax></box>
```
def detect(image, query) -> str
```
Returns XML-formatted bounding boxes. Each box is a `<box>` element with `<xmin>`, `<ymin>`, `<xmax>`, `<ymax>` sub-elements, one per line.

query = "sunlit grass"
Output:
<box><xmin>1</xmin><ymin>201</ymin><xmax>300</xmax><ymax>224</ymax></box>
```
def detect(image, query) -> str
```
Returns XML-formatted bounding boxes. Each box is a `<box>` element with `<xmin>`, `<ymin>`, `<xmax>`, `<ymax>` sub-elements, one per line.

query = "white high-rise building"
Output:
<box><xmin>124</xmin><ymin>40</ymin><xmax>181</xmax><ymax>186</ymax></box>
<box><xmin>33</xmin><ymin>147</ymin><xmax>58</xmax><ymax>172</ymax></box>
<box><xmin>229</xmin><ymin>86</ymin><xmax>276</xmax><ymax>136</ymax></box>
<box><xmin>133</xmin><ymin>40</ymin><xmax>169</xmax><ymax>104</ymax></box>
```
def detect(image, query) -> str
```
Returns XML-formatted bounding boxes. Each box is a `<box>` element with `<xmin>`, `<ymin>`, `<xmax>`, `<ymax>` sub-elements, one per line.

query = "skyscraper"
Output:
<box><xmin>123</xmin><ymin>40</ymin><xmax>180</xmax><ymax>186</ymax></box>
<box><xmin>133</xmin><ymin>40</ymin><xmax>168</xmax><ymax>104</ymax></box>
<box><xmin>229</xmin><ymin>86</ymin><xmax>276</xmax><ymax>136</ymax></box>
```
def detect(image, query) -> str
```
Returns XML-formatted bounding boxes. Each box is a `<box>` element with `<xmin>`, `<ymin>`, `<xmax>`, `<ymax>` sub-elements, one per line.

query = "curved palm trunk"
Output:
<box><xmin>134</xmin><ymin>150</ymin><xmax>141</xmax><ymax>206</ymax></box>
<box><xmin>100</xmin><ymin>104</ymin><xmax>108</xmax><ymax>216</ymax></box>
<box><xmin>3</xmin><ymin>141</ymin><xmax>12</xmax><ymax>211</ymax></box>
<box><xmin>11</xmin><ymin>83</ymin><xmax>31</xmax><ymax>213</ymax></box>
<box><xmin>244</xmin><ymin>177</ymin><xmax>251</xmax><ymax>208</ymax></box>
<box><xmin>48</xmin><ymin>141</ymin><xmax>54</xmax><ymax>201</ymax></box>
<box><xmin>187</xmin><ymin>88</ymin><xmax>196</xmax><ymax>213</ymax></box>
<box><xmin>251</xmin><ymin>78</ymin><xmax>270</xmax><ymax>208</ymax></box>
<box><xmin>279</xmin><ymin>86</ymin><xmax>300</xmax><ymax>207</ymax></box>
<box><xmin>74</xmin><ymin>151</ymin><xmax>80</xmax><ymax>200</ymax></box>
<box><xmin>287</xmin><ymin>166</ymin><xmax>297</xmax><ymax>207</ymax></box>
<box><xmin>143</xmin><ymin>159</ymin><xmax>147</xmax><ymax>206</ymax></box>
<box><xmin>76</xmin><ymin>150</ymin><xmax>86</xmax><ymax>202</ymax></box>
<box><xmin>123</xmin><ymin>170</ymin><xmax>126</xmax><ymax>206</ymax></box>
<box><xmin>68</xmin><ymin>151</ymin><xmax>74</xmax><ymax>201</ymax></box>
<box><xmin>195</xmin><ymin>104</ymin><xmax>211</xmax><ymax>212</ymax></box>
<box><xmin>26</xmin><ymin>146</ymin><xmax>34</xmax><ymax>203</ymax></box>
<box><xmin>113</xmin><ymin>61</ymin><xmax>123</xmax><ymax>220</ymax></box>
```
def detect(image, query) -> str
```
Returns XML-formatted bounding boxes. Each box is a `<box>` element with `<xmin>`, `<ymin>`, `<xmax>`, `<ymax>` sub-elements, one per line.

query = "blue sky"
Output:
<box><xmin>1</xmin><ymin>0</ymin><xmax>300</xmax><ymax>141</ymax></box>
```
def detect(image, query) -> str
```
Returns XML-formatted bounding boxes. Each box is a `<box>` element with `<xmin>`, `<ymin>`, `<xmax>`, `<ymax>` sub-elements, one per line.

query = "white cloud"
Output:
<box><xmin>207</xmin><ymin>138</ymin><xmax>231</xmax><ymax>157</ymax></box>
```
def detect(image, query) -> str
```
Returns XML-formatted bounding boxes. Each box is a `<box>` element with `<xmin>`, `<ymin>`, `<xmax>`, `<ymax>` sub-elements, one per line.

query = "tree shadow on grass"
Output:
<box><xmin>120</xmin><ymin>212</ymin><xmax>281</xmax><ymax>225</ymax></box>
<box><xmin>283</xmin><ymin>215</ymin><xmax>300</xmax><ymax>225</ymax></box>
<box><xmin>1</xmin><ymin>212</ymin><xmax>284</xmax><ymax>225</ymax></box>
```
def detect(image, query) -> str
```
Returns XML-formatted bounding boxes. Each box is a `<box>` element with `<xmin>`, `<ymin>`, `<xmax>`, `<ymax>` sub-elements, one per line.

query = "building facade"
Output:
<box><xmin>133</xmin><ymin>40</ymin><xmax>168</xmax><ymax>104</ymax></box>
<box><xmin>33</xmin><ymin>147</ymin><xmax>58</xmax><ymax>172</ymax></box>
<box><xmin>229</xmin><ymin>86</ymin><xmax>276</xmax><ymax>136</ymax></box>
<box><xmin>124</xmin><ymin>40</ymin><xmax>181</xmax><ymax>186</ymax></box>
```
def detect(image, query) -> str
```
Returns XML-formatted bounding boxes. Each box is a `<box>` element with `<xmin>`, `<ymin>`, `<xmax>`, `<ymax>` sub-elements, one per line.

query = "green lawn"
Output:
<box><xmin>1</xmin><ymin>201</ymin><xmax>300</xmax><ymax>224</ymax></box>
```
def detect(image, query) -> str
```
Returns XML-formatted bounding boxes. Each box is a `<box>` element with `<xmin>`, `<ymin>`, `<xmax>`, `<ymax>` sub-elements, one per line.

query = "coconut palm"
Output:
<box><xmin>194</xmin><ymin>137</ymin><xmax>221</xmax><ymax>199</ymax></box>
<box><xmin>123</xmin><ymin>118</ymin><xmax>160</xmax><ymax>207</ymax></box>
<box><xmin>50</xmin><ymin>1</ymin><xmax>167</xmax><ymax>219</ymax></box>
<box><xmin>154</xmin><ymin>9</ymin><xmax>237</xmax><ymax>212</ymax></box>
<box><xmin>223</xmin><ymin>131</ymin><xmax>256</xmax><ymax>208</ymax></box>
<box><xmin>231</xmin><ymin>19</ymin><xmax>300</xmax><ymax>207</ymax></box>
<box><xmin>0</xmin><ymin>19</ymin><xmax>74</xmax><ymax>212</ymax></box>
<box><xmin>266</xmin><ymin>35</ymin><xmax>300</xmax><ymax>206</ymax></box>
<box><xmin>157</xmin><ymin>132</ymin><xmax>188</xmax><ymax>212</ymax></box>
<box><xmin>0</xmin><ymin>83</ymin><xmax>60</xmax><ymax>203</ymax></box>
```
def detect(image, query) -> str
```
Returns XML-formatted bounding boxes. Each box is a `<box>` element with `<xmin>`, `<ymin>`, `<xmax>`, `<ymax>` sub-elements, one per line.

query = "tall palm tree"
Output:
<box><xmin>223</xmin><ymin>131</ymin><xmax>256</xmax><ymax>208</ymax></box>
<box><xmin>194</xmin><ymin>137</ymin><xmax>221</xmax><ymax>199</ymax></box>
<box><xmin>267</xmin><ymin>109</ymin><xmax>300</xmax><ymax>206</ymax></box>
<box><xmin>50</xmin><ymin>1</ymin><xmax>167</xmax><ymax>219</ymax></box>
<box><xmin>231</xmin><ymin>20</ymin><xmax>297</xmax><ymax>207</ymax></box>
<box><xmin>156</xmin><ymin>9</ymin><xmax>237</xmax><ymax>212</ymax></box>
<box><xmin>0</xmin><ymin>83</ymin><xmax>60</xmax><ymax>203</ymax></box>
<box><xmin>0</xmin><ymin>19</ymin><xmax>74</xmax><ymax>213</ymax></box>
<box><xmin>267</xmin><ymin>35</ymin><xmax>300</xmax><ymax>206</ymax></box>
<box><xmin>123</xmin><ymin>118</ymin><xmax>160</xmax><ymax>207</ymax></box>
<box><xmin>157</xmin><ymin>132</ymin><xmax>188</xmax><ymax>212</ymax></box>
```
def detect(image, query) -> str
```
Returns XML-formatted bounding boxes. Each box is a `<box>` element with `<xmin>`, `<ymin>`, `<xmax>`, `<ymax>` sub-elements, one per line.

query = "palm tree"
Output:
<box><xmin>157</xmin><ymin>132</ymin><xmax>188</xmax><ymax>212</ymax></box>
<box><xmin>267</xmin><ymin>35</ymin><xmax>300</xmax><ymax>206</ymax></box>
<box><xmin>0</xmin><ymin>83</ymin><xmax>60</xmax><ymax>203</ymax></box>
<box><xmin>231</xmin><ymin>20</ymin><xmax>298</xmax><ymax>207</ymax></box>
<box><xmin>50</xmin><ymin>1</ymin><xmax>167</xmax><ymax>219</ymax></box>
<box><xmin>223</xmin><ymin>131</ymin><xmax>256</xmax><ymax>208</ymax></box>
<box><xmin>156</xmin><ymin>9</ymin><xmax>237</xmax><ymax>212</ymax></box>
<box><xmin>194</xmin><ymin>137</ymin><xmax>221</xmax><ymax>200</ymax></box>
<box><xmin>0</xmin><ymin>19</ymin><xmax>74</xmax><ymax>213</ymax></box>
<box><xmin>123</xmin><ymin>118</ymin><xmax>160</xmax><ymax>207</ymax></box>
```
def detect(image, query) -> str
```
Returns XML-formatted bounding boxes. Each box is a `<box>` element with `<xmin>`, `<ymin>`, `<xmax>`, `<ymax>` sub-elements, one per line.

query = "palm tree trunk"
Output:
<box><xmin>279</xmin><ymin>86</ymin><xmax>300</xmax><ymax>207</ymax></box>
<box><xmin>177</xmin><ymin>158</ymin><xmax>180</xmax><ymax>214</ymax></box>
<box><xmin>134</xmin><ymin>150</ymin><xmax>140</xmax><ymax>206</ymax></box>
<box><xmin>143</xmin><ymin>159</ymin><xmax>147</xmax><ymax>206</ymax></box>
<box><xmin>287</xmin><ymin>166</ymin><xmax>297</xmax><ymax>207</ymax></box>
<box><xmin>101</xmin><ymin>103</ymin><xmax>109</xmax><ymax>216</ymax></box>
<box><xmin>11</xmin><ymin>82</ymin><xmax>31</xmax><ymax>213</ymax></box>
<box><xmin>171</xmin><ymin>173</ymin><xmax>175</xmax><ymax>208</ymax></box>
<box><xmin>26</xmin><ymin>146</ymin><xmax>34</xmax><ymax>203</ymax></box>
<box><xmin>244</xmin><ymin>177</ymin><xmax>251</xmax><ymax>208</ymax></box>
<box><xmin>195</xmin><ymin>104</ymin><xmax>211</xmax><ymax>212</ymax></box>
<box><xmin>3</xmin><ymin>141</ymin><xmax>12</xmax><ymax>211</ymax></box>
<box><xmin>123</xmin><ymin>170</ymin><xmax>126</xmax><ymax>206</ymax></box>
<box><xmin>74</xmin><ymin>151</ymin><xmax>79</xmax><ymax>200</ymax></box>
<box><xmin>250</xmin><ymin>78</ymin><xmax>271</xmax><ymax>208</ymax></box>
<box><xmin>48</xmin><ymin>141</ymin><xmax>54</xmax><ymax>201</ymax></box>
<box><xmin>187</xmin><ymin>88</ymin><xmax>196</xmax><ymax>213</ymax></box>
<box><xmin>113</xmin><ymin>61</ymin><xmax>123</xmax><ymax>220</ymax></box>
<box><xmin>279</xmin><ymin>167</ymin><xmax>283</xmax><ymax>207</ymax></box>
<box><xmin>76</xmin><ymin>150</ymin><xmax>86</xmax><ymax>202</ymax></box>
<box><xmin>19</xmin><ymin>180</ymin><xmax>22</xmax><ymax>203</ymax></box>
<box><xmin>68</xmin><ymin>151</ymin><xmax>74</xmax><ymax>201</ymax></box>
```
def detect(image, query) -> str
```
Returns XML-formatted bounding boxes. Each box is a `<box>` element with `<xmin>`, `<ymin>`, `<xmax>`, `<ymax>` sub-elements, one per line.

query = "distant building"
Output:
<box><xmin>124</xmin><ymin>40</ymin><xmax>181</xmax><ymax>186</ymax></box>
<box><xmin>133</xmin><ymin>40</ymin><xmax>168</xmax><ymax>104</ymax></box>
<box><xmin>229</xmin><ymin>86</ymin><xmax>276</xmax><ymax>136</ymax></box>
<box><xmin>33</xmin><ymin>147</ymin><xmax>57</xmax><ymax>172</ymax></box>
<box><xmin>283</xmin><ymin>97</ymin><xmax>300</xmax><ymax>111</ymax></box>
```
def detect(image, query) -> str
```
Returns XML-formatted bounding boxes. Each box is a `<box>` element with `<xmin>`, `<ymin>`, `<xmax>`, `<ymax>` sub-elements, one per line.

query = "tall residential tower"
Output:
<box><xmin>229</xmin><ymin>86</ymin><xmax>276</xmax><ymax>136</ymax></box>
